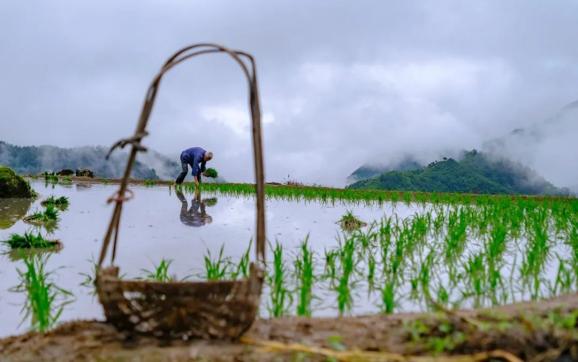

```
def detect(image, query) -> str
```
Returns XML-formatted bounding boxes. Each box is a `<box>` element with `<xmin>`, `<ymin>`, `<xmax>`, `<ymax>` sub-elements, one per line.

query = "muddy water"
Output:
<box><xmin>0</xmin><ymin>181</ymin><xmax>417</xmax><ymax>337</ymax></box>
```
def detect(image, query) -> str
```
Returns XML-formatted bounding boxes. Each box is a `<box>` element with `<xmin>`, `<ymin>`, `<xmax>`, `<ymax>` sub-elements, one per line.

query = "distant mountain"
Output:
<box><xmin>347</xmin><ymin>157</ymin><xmax>423</xmax><ymax>184</ymax></box>
<box><xmin>0</xmin><ymin>140</ymin><xmax>180</xmax><ymax>180</ymax></box>
<box><xmin>347</xmin><ymin>150</ymin><xmax>569</xmax><ymax>195</ymax></box>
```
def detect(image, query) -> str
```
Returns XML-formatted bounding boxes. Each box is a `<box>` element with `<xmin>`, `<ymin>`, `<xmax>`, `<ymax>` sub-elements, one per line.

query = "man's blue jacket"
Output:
<box><xmin>180</xmin><ymin>147</ymin><xmax>207</xmax><ymax>176</ymax></box>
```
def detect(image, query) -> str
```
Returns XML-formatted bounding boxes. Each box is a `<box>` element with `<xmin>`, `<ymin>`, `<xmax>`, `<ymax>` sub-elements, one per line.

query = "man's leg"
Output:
<box><xmin>175</xmin><ymin>161</ymin><xmax>188</xmax><ymax>184</ymax></box>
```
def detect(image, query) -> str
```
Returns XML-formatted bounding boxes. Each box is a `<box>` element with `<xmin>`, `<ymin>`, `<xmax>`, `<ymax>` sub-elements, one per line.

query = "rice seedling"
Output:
<box><xmin>141</xmin><ymin>258</ymin><xmax>175</xmax><ymax>282</ymax></box>
<box><xmin>418</xmin><ymin>251</ymin><xmax>435</xmax><ymax>290</ymax></box>
<box><xmin>381</xmin><ymin>280</ymin><xmax>396</xmax><ymax>314</ymax></box>
<box><xmin>231</xmin><ymin>240</ymin><xmax>252</xmax><ymax>279</ymax></box>
<box><xmin>40</xmin><ymin>196</ymin><xmax>69</xmax><ymax>210</ymax></box>
<box><xmin>323</xmin><ymin>248</ymin><xmax>338</xmax><ymax>281</ymax></box>
<box><xmin>203</xmin><ymin>168</ymin><xmax>219</xmax><ymax>178</ymax></box>
<box><xmin>551</xmin><ymin>256</ymin><xmax>574</xmax><ymax>295</ymax></box>
<box><xmin>521</xmin><ymin>209</ymin><xmax>550</xmax><ymax>279</ymax></box>
<box><xmin>367</xmin><ymin>252</ymin><xmax>376</xmax><ymax>290</ymax></box>
<box><xmin>566</xmin><ymin>223</ymin><xmax>578</xmax><ymax>281</ymax></box>
<box><xmin>143</xmin><ymin>179</ymin><xmax>156</xmax><ymax>187</ymax></box>
<box><xmin>59</xmin><ymin>176</ymin><xmax>73</xmax><ymax>185</ymax></box>
<box><xmin>13</xmin><ymin>255</ymin><xmax>73</xmax><ymax>332</ymax></box>
<box><xmin>190</xmin><ymin>181</ymin><xmax>576</xmax><ymax>214</ymax></box>
<box><xmin>268</xmin><ymin>241</ymin><xmax>290</xmax><ymax>317</ymax></box>
<box><xmin>43</xmin><ymin>172</ymin><xmax>58</xmax><ymax>183</ymax></box>
<box><xmin>294</xmin><ymin>236</ymin><xmax>314</xmax><ymax>317</ymax></box>
<box><xmin>485</xmin><ymin>223</ymin><xmax>508</xmax><ymax>264</ymax></box>
<box><xmin>24</xmin><ymin>205</ymin><xmax>60</xmax><ymax>225</ymax></box>
<box><xmin>338</xmin><ymin>210</ymin><xmax>367</xmax><ymax>232</ymax></box>
<box><xmin>444</xmin><ymin>208</ymin><xmax>468</xmax><ymax>261</ymax></box>
<box><xmin>464</xmin><ymin>253</ymin><xmax>486</xmax><ymax>305</ymax></box>
<box><xmin>3</xmin><ymin>232</ymin><xmax>61</xmax><ymax>250</ymax></box>
<box><xmin>335</xmin><ymin>237</ymin><xmax>356</xmax><ymax>315</ymax></box>
<box><xmin>79</xmin><ymin>256</ymin><xmax>98</xmax><ymax>289</ymax></box>
<box><xmin>432</xmin><ymin>209</ymin><xmax>445</xmax><ymax>236</ymax></box>
<box><xmin>435</xmin><ymin>284</ymin><xmax>450</xmax><ymax>306</ymax></box>
<box><xmin>203</xmin><ymin>245</ymin><xmax>230</xmax><ymax>281</ymax></box>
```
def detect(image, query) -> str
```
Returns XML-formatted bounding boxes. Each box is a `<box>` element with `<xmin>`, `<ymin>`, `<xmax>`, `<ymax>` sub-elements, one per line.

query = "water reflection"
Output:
<box><xmin>75</xmin><ymin>183</ymin><xmax>93</xmax><ymax>191</ymax></box>
<box><xmin>5</xmin><ymin>242</ymin><xmax>63</xmax><ymax>262</ymax></box>
<box><xmin>0</xmin><ymin>198</ymin><xmax>33</xmax><ymax>229</ymax></box>
<box><xmin>176</xmin><ymin>190</ymin><xmax>214</xmax><ymax>227</ymax></box>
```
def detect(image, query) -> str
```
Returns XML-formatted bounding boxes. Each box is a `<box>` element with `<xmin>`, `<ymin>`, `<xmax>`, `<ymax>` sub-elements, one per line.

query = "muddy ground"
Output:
<box><xmin>1</xmin><ymin>293</ymin><xmax>578</xmax><ymax>361</ymax></box>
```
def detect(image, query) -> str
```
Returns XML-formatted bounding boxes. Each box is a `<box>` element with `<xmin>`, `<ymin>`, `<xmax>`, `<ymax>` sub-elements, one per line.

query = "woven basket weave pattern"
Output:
<box><xmin>97</xmin><ymin>265</ymin><xmax>263</xmax><ymax>339</ymax></box>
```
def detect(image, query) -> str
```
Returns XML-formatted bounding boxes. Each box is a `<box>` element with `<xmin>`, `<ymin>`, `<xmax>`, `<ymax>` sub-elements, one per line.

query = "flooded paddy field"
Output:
<box><xmin>0</xmin><ymin>179</ymin><xmax>576</xmax><ymax>339</ymax></box>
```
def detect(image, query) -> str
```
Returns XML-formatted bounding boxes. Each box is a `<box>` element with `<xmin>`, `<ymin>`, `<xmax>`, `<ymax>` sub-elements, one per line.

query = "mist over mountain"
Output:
<box><xmin>349</xmin><ymin>100</ymin><xmax>577</xmax><ymax>194</ymax></box>
<box><xmin>482</xmin><ymin>100</ymin><xmax>578</xmax><ymax>193</ymax></box>
<box><xmin>0</xmin><ymin>140</ymin><xmax>180</xmax><ymax>180</ymax></box>
<box><xmin>348</xmin><ymin>150</ymin><xmax>569</xmax><ymax>195</ymax></box>
<box><xmin>347</xmin><ymin>157</ymin><xmax>423</xmax><ymax>184</ymax></box>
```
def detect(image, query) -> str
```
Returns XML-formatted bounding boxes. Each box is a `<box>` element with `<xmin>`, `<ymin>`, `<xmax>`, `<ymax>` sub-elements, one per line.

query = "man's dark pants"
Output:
<box><xmin>175</xmin><ymin>160</ymin><xmax>189</xmax><ymax>184</ymax></box>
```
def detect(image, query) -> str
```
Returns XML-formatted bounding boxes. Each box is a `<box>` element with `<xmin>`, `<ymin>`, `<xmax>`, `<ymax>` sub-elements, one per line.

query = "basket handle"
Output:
<box><xmin>97</xmin><ymin>43</ymin><xmax>266</xmax><ymax>268</ymax></box>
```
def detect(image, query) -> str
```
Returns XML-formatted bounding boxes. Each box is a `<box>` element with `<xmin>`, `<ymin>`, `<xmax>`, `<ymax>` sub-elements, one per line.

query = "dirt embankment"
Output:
<box><xmin>1</xmin><ymin>293</ymin><xmax>578</xmax><ymax>361</ymax></box>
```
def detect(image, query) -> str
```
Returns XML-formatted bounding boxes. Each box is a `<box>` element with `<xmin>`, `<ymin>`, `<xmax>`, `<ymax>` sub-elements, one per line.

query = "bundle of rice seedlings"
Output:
<box><xmin>204</xmin><ymin>168</ymin><xmax>219</xmax><ymax>178</ymax></box>
<box><xmin>4</xmin><ymin>232</ymin><xmax>61</xmax><ymax>249</ymax></box>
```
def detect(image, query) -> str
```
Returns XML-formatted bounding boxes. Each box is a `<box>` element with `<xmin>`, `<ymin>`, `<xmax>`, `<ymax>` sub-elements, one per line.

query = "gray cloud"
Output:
<box><xmin>1</xmin><ymin>0</ymin><xmax>577</xmax><ymax>186</ymax></box>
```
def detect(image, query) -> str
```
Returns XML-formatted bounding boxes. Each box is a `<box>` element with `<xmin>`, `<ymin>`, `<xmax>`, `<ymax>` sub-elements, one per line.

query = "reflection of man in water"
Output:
<box><xmin>176</xmin><ymin>190</ymin><xmax>213</xmax><ymax>227</ymax></box>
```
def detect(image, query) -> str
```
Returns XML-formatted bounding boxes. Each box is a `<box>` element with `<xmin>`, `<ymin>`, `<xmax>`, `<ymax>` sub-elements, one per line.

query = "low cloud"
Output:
<box><xmin>1</xmin><ymin>1</ymin><xmax>577</xmax><ymax>187</ymax></box>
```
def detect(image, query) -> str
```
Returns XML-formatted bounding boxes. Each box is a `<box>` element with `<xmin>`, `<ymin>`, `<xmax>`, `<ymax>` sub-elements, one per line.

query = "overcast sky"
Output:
<box><xmin>1</xmin><ymin>1</ymin><xmax>577</xmax><ymax>186</ymax></box>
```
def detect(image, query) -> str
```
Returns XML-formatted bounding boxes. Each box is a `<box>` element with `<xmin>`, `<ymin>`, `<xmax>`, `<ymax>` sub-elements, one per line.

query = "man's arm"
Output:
<box><xmin>190</xmin><ymin>154</ymin><xmax>201</xmax><ymax>186</ymax></box>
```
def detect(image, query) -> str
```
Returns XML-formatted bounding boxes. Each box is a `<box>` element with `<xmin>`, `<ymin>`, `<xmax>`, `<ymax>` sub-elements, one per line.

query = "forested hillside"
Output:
<box><xmin>348</xmin><ymin>150</ymin><xmax>569</xmax><ymax>195</ymax></box>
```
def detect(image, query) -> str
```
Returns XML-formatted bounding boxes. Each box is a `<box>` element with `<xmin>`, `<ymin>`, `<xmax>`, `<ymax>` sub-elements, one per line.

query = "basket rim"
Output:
<box><xmin>97</xmin><ymin>265</ymin><xmax>263</xmax><ymax>288</ymax></box>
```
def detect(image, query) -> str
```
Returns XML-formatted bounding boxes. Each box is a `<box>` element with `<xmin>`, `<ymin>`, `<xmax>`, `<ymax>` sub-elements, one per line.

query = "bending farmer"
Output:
<box><xmin>175</xmin><ymin>147</ymin><xmax>213</xmax><ymax>186</ymax></box>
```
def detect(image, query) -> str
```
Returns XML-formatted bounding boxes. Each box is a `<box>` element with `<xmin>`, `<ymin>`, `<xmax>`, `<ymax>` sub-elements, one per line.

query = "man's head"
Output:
<box><xmin>204</xmin><ymin>151</ymin><xmax>213</xmax><ymax>162</ymax></box>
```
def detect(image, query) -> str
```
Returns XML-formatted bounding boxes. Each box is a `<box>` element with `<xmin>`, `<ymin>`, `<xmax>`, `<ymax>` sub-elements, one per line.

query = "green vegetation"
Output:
<box><xmin>12</xmin><ymin>255</ymin><xmax>73</xmax><ymax>332</ymax></box>
<box><xmin>268</xmin><ymin>241</ymin><xmax>291</xmax><ymax>317</ymax></box>
<box><xmin>231</xmin><ymin>241</ymin><xmax>252</xmax><ymax>279</ymax></box>
<box><xmin>41</xmin><ymin>196</ymin><xmax>69</xmax><ymax>210</ymax></box>
<box><xmin>335</xmin><ymin>237</ymin><xmax>355</xmax><ymax>315</ymax></box>
<box><xmin>0</xmin><ymin>166</ymin><xmax>36</xmax><ymax>198</ymax></box>
<box><xmin>186</xmin><ymin>193</ymin><xmax>576</xmax><ymax>318</ymax></box>
<box><xmin>59</xmin><ymin>176</ymin><xmax>72</xmax><ymax>185</ymax></box>
<box><xmin>24</xmin><ymin>205</ymin><xmax>59</xmax><ymax>226</ymax></box>
<box><xmin>4</xmin><ymin>232</ymin><xmax>60</xmax><ymax>250</ymax></box>
<box><xmin>141</xmin><ymin>259</ymin><xmax>175</xmax><ymax>282</ymax></box>
<box><xmin>294</xmin><ymin>236</ymin><xmax>314</xmax><ymax>317</ymax></box>
<box><xmin>338</xmin><ymin>210</ymin><xmax>367</xmax><ymax>232</ymax></box>
<box><xmin>187</xmin><ymin>180</ymin><xmax>576</xmax><ymax>208</ymax></box>
<box><xmin>203</xmin><ymin>245</ymin><xmax>230</xmax><ymax>281</ymax></box>
<box><xmin>43</xmin><ymin>172</ymin><xmax>59</xmax><ymax>184</ymax></box>
<box><xmin>79</xmin><ymin>256</ymin><xmax>98</xmax><ymax>292</ymax></box>
<box><xmin>348</xmin><ymin>150</ymin><xmax>568</xmax><ymax>195</ymax></box>
<box><xmin>204</xmin><ymin>168</ymin><xmax>218</xmax><ymax>178</ymax></box>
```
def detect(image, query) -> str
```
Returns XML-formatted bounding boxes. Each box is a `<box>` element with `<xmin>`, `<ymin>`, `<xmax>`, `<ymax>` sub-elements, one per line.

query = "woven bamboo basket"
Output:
<box><xmin>95</xmin><ymin>44</ymin><xmax>267</xmax><ymax>340</ymax></box>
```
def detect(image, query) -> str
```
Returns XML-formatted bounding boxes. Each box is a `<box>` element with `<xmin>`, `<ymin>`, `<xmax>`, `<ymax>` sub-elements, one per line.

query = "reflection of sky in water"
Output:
<box><xmin>0</xmin><ymin>180</ymin><xmax>572</xmax><ymax>337</ymax></box>
<box><xmin>0</xmin><ymin>181</ymin><xmax>409</xmax><ymax>336</ymax></box>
